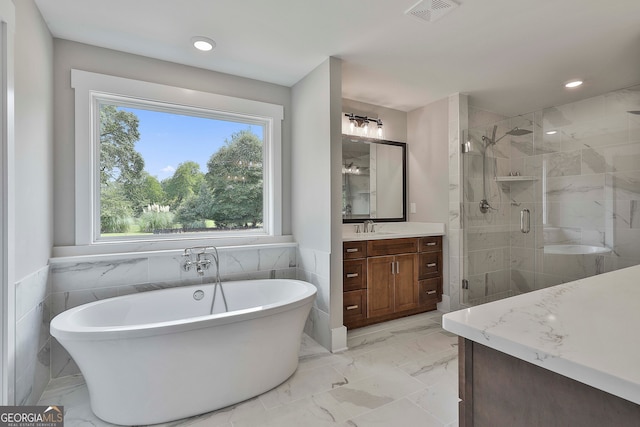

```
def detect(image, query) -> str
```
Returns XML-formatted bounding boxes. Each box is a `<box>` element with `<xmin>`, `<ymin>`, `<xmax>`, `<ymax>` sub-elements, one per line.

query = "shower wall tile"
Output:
<box><xmin>510</xmin><ymin>134</ymin><xmax>534</xmax><ymax>159</ymax></box>
<box><xmin>468</xmin><ymin>248</ymin><xmax>506</xmax><ymax>276</ymax></box>
<box><xmin>543</xmin><ymin>150</ymin><xmax>582</xmax><ymax>177</ymax></box>
<box><xmin>581</xmin><ymin>229</ymin><xmax>606</xmax><ymax>247</ymax></box>
<box><xmin>466</xmin><ymin>227</ymin><xmax>510</xmax><ymax>251</ymax></box>
<box><xmin>611</xmin><ymin>229</ymin><xmax>640</xmax><ymax>260</ymax></box>
<box><xmin>510</xmin><ymin>269</ymin><xmax>536</xmax><ymax>293</ymax></box>
<box><xmin>543</xmin><ymin>96</ymin><xmax>606</xmax><ymax>126</ymax></box>
<box><xmin>545</xmin><ymin>174</ymin><xmax>605</xmax><ymax>202</ymax></box>
<box><xmin>510</xmin><ymin>247</ymin><xmax>535</xmax><ymax>272</ymax></box>
<box><xmin>464</xmin><ymin>202</ymin><xmax>509</xmax><ymax>227</ymax></box>
<box><xmin>582</xmin><ymin>142</ymin><xmax>640</xmax><ymax>174</ymax></box>
<box><xmin>543</xmin><ymin>253</ymin><xmax>603</xmax><ymax>281</ymax></box>
<box><xmin>466</xmin><ymin>270</ymin><xmax>510</xmax><ymax>301</ymax></box>
<box><xmin>468</xmin><ymin>106</ymin><xmax>507</xmax><ymax>128</ymax></box>
<box><xmin>543</xmin><ymin>227</ymin><xmax>582</xmax><ymax>245</ymax></box>
<box><xmin>560</xmin><ymin>119</ymin><xmax>628</xmax><ymax>152</ymax></box>
<box><xmin>605</xmin><ymin>171</ymin><xmax>640</xmax><ymax>200</ymax></box>
<box><xmin>546</xmin><ymin>201</ymin><xmax>605</xmax><ymax>229</ymax></box>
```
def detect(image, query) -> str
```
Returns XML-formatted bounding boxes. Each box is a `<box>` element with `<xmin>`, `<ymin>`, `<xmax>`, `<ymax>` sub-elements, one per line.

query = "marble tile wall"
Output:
<box><xmin>14</xmin><ymin>265</ymin><xmax>50</xmax><ymax>405</ymax></box>
<box><xmin>446</xmin><ymin>93</ymin><xmax>466</xmax><ymax>312</ymax></box>
<box><xmin>535</xmin><ymin>84</ymin><xmax>640</xmax><ymax>285</ymax></box>
<box><xmin>463</xmin><ymin>84</ymin><xmax>640</xmax><ymax>298</ymax></box>
<box><xmin>48</xmin><ymin>244</ymin><xmax>297</xmax><ymax>379</ymax></box>
<box><xmin>462</xmin><ymin>108</ymin><xmax>516</xmax><ymax>303</ymax></box>
<box><xmin>296</xmin><ymin>246</ymin><xmax>332</xmax><ymax>350</ymax></box>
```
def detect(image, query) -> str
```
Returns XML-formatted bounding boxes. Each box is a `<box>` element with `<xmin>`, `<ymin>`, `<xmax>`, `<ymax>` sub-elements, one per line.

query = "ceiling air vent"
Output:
<box><xmin>405</xmin><ymin>0</ymin><xmax>458</xmax><ymax>23</ymax></box>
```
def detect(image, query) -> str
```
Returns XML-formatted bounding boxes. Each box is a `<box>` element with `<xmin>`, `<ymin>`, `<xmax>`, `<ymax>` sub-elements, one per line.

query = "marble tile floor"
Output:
<box><xmin>38</xmin><ymin>311</ymin><xmax>459</xmax><ymax>427</ymax></box>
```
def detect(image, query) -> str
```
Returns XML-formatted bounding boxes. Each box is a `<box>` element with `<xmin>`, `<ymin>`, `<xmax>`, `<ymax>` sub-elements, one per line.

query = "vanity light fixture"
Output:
<box><xmin>564</xmin><ymin>80</ymin><xmax>583</xmax><ymax>88</ymax></box>
<box><xmin>545</xmin><ymin>130</ymin><xmax>557</xmax><ymax>135</ymax></box>
<box><xmin>345</xmin><ymin>113</ymin><xmax>384</xmax><ymax>138</ymax></box>
<box><xmin>191</xmin><ymin>36</ymin><xmax>216</xmax><ymax>52</ymax></box>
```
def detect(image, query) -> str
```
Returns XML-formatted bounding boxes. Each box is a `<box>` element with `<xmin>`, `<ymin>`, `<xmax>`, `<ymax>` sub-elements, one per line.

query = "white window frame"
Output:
<box><xmin>72</xmin><ymin>69</ymin><xmax>283</xmax><ymax>249</ymax></box>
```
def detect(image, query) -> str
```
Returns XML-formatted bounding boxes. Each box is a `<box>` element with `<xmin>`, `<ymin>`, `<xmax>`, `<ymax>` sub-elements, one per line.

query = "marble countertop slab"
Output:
<box><xmin>443</xmin><ymin>265</ymin><xmax>640</xmax><ymax>405</ymax></box>
<box><xmin>343</xmin><ymin>222</ymin><xmax>445</xmax><ymax>241</ymax></box>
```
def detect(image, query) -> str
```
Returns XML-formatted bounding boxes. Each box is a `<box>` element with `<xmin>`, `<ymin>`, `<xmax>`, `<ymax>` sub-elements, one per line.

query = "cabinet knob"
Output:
<box><xmin>346</xmin><ymin>248</ymin><xmax>359</xmax><ymax>253</ymax></box>
<box><xmin>426</xmin><ymin>263</ymin><xmax>437</xmax><ymax>268</ymax></box>
<box><xmin>346</xmin><ymin>305</ymin><xmax>359</xmax><ymax>310</ymax></box>
<box><xmin>346</xmin><ymin>273</ymin><xmax>359</xmax><ymax>278</ymax></box>
<box><xmin>426</xmin><ymin>290</ymin><xmax>437</xmax><ymax>295</ymax></box>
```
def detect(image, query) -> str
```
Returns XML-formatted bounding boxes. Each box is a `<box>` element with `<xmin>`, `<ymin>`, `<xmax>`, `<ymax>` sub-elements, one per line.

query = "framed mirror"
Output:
<box><xmin>342</xmin><ymin>134</ymin><xmax>407</xmax><ymax>223</ymax></box>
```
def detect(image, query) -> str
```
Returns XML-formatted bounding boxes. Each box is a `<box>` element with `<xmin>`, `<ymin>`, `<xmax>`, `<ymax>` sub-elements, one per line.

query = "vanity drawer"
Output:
<box><xmin>418</xmin><ymin>252</ymin><xmax>442</xmax><ymax>279</ymax></box>
<box><xmin>419</xmin><ymin>236</ymin><xmax>442</xmax><ymax>253</ymax></box>
<box><xmin>419</xmin><ymin>277</ymin><xmax>441</xmax><ymax>306</ymax></box>
<box><xmin>343</xmin><ymin>290</ymin><xmax>367</xmax><ymax>322</ymax></box>
<box><xmin>367</xmin><ymin>238</ymin><xmax>418</xmax><ymax>257</ymax></box>
<box><xmin>344</xmin><ymin>259</ymin><xmax>366</xmax><ymax>291</ymax></box>
<box><xmin>344</xmin><ymin>241</ymin><xmax>367</xmax><ymax>259</ymax></box>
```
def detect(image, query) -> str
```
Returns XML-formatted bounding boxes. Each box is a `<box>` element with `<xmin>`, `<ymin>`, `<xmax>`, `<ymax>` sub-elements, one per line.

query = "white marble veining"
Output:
<box><xmin>443</xmin><ymin>265</ymin><xmax>640</xmax><ymax>405</ymax></box>
<box><xmin>39</xmin><ymin>312</ymin><xmax>459</xmax><ymax>427</ymax></box>
<box><xmin>342</xmin><ymin>222</ymin><xmax>445</xmax><ymax>241</ymax></box>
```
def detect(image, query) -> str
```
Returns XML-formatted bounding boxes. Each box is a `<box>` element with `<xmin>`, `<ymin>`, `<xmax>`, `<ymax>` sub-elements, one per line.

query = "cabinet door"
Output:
<box><xmin>395</xmin><ymin>253</ymin><xmax>419</xmax><ymax>312</ymax></box>
<box><xmin>367</xmin><ymin>256</ymin><xmax>395</xmax><ymax>317</ymax></box>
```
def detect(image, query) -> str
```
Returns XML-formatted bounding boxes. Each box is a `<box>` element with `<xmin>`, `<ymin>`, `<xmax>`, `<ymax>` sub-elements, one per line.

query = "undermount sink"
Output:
<box><xmin>544</xmin><ymin>245</ymin><xmax>611</xmax><ymax>255</ymax></box>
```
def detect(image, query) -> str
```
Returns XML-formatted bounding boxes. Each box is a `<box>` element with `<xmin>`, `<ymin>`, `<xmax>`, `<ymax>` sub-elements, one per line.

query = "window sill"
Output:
<box><xmin>52</xmin><ymin>234</ymin><xmax>295</xmax><ymax>259</ymax></box>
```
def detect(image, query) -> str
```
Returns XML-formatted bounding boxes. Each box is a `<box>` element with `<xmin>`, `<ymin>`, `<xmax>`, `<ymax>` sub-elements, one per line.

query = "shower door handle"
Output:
<box><xmin>521</xmin><ymin>209</ymin><xmax>531</xmax><ymax>234</ymax></box>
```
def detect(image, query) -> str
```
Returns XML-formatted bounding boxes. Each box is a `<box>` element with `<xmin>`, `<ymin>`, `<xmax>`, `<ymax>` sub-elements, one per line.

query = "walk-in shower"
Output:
<box><xmin>461</xmin><ymin>83</ymin><xmax>640</xmax><ymax>306</ymax></box>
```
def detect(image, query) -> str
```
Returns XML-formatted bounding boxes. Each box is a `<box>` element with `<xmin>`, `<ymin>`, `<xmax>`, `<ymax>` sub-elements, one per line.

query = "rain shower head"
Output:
<box><xmin>482</xmin><ymin>125</ymin><xmax>532</xmax><ymax>146</ymax></box>
<box><xmin>506</xmin><ymin>127</ymin><xmax>533</xmax><ymax>136</ymax></box>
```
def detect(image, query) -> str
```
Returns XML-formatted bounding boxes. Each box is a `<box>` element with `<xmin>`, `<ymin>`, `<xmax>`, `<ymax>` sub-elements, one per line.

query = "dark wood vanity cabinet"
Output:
<box><xmin>343</xmin><ymin>235</ymin><xmax>443</xmax><ymax>329</ymax></box>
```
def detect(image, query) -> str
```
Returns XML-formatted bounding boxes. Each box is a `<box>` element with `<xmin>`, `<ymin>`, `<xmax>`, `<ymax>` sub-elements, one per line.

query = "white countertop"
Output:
<box><xmin>342</xmin><ymin>222</ymin><xmax>445</xmax><ymax>241</ymax></box>
<box><xmin>443</xmin><ymin>265</ymin><xmax>640</xmax><ymax>405</ymax></box>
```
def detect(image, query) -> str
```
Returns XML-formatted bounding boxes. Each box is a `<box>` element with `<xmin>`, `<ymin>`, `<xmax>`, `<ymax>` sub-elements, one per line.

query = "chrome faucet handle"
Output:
<box><xmin>182</xmin><ymin>254</ymin><xmax>193</xmax><ymax>272</ymax></box>
<box><xmin>370</xmin><ymin>223</ymin><xmax>376</xmax><ymax>233</ymax></box>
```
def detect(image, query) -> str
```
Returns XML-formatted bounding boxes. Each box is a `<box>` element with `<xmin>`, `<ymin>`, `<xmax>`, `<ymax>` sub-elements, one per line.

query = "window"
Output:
<box><xmin>72</xmin><ymin>70</ymin><xmax>283</xmax><ymax>248</ymax></box>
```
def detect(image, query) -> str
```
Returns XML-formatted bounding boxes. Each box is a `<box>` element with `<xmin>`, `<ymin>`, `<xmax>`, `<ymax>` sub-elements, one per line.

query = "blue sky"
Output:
<box><xmin>121</xmin><ymin>107</ymin><xmax>263</xmax><ymax>181</ymax></box>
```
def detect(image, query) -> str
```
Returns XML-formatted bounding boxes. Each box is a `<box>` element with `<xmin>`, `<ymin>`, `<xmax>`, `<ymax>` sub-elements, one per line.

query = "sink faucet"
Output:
<box><xmin>363</xmin><ymin>220</ymin><xmax>375</xmax><ymax>233</ymax></box>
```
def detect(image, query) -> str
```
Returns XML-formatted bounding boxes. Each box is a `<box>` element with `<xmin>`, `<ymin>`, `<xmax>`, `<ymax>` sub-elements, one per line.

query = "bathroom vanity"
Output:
<box><xmin>443</xmin><ymin>265</ymin><xmax>640</xmax><ymax>427</ymax></box>
<box><xmin>342</xmin><ymin>223</ymin><xmax>445</xmax><ymax>329</ymax></box>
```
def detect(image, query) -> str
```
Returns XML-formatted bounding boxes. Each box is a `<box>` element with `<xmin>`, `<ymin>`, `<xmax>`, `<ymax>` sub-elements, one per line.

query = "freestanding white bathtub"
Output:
<box><xmin>50</xmin><ymin>279</ymin><xmax>316</xmax><ymax>425</ymax></box>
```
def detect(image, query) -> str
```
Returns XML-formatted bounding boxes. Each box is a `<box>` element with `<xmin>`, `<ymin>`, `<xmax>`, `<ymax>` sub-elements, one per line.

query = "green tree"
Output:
<box><xmin>99</xmin><ymin>105</ymin><xmax>144</xmax><ymax>188</ymax></box>
<box><xmin>175</xmin><ymin>182</ymin><xmax>214</xmax><ymax>229</ymax></box>
<box><xmin>162</xmin><ymin>161</ymin><xmax>205</xmax><ymax>208</ymax></box>
<box><xmin>138</xmin><ymin>173</ymin><xmax>166</xmax><ymax>208</ymax></box>
<box><xmin>206</xmin><ymin>130</ymin><xmax>263</xmax><ymax>228</ymax></box>
<box><xmin>99</xmin><ymin>105</ymin><xmax>144</xmax><ymax>231</ymax></box>
<box><xmin>100</xmin><ymin>183</ymin><xmax>133</xmax><ymax>233</ymax></box>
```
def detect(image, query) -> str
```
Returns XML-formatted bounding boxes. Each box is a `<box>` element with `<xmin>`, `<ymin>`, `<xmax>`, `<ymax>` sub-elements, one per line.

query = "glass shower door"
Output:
<box><xmin>461</xmin><ymin>115</ymin><xmax>540</xmax><ymax>305</ymax></box>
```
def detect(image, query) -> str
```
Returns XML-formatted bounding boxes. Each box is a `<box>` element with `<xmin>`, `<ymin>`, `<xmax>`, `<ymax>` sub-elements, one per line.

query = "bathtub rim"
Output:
<box><xmin>51</xmin><ymin>279</ymin><xmax>316</xmax><ymax>341</ymax></box>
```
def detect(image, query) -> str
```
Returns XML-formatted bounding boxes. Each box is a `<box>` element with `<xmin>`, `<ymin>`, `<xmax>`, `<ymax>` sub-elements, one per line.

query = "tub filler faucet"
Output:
<box><xmin>182</xmin><ymin>246</ymin><xmax>216</xmax><ymax>276</ymax></box>
<box><xmin>182</xmin><ymin>246</ymin><xmax>229</xmax><ymax>313</ymax></box>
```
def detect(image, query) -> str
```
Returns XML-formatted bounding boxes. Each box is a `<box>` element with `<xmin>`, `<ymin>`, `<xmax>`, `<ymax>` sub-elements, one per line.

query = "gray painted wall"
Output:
<box><xmin>52</xmin><ymin>39</ymin><xmax>293</xmax><ymax>247</ymax></box>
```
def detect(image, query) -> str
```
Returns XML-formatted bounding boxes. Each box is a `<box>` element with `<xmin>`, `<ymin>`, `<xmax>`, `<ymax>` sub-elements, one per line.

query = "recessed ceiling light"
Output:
<box><xmin>191</xmin><ymin>36</ymin><xmax>216</xmax><ymax>52</ymax></box>
<box><xmin>545</xmin><ymin>130</ymin><xmax>557</xmax><ymax>135</ymax></box>
<box><xmin>565</xmin><ymin>80</ymin><xmax>583</xmax><ymax>88</ymax></box>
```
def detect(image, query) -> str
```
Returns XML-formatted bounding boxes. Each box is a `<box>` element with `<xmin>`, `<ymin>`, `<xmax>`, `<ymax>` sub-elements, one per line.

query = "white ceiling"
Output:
<box><xmin>34</xmin><ymin>0</ymin><xmax>640</xmax><ymax>115</ymax></box>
